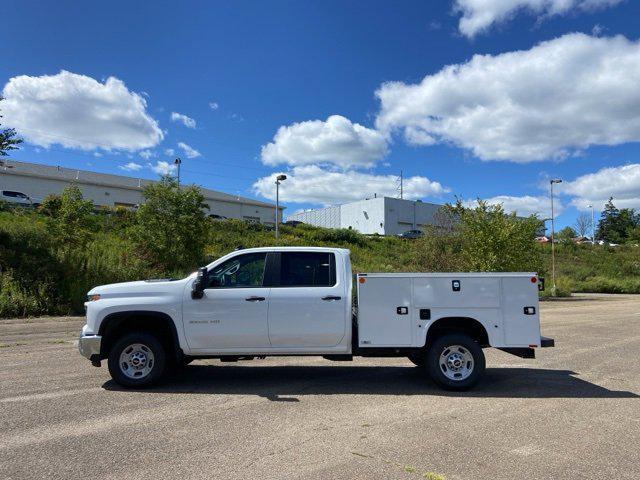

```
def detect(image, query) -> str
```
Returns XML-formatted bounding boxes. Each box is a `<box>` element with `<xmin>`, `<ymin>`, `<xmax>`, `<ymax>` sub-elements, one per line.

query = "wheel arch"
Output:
<box><xmin>425</xmin><ymin>316</ymin><xmax>490</xmax><ymax>348</ymax></box>
<box><xmin>99</xmin><ymin>310</ymin><xmax>183</xmax><ymax>362</ymax></box>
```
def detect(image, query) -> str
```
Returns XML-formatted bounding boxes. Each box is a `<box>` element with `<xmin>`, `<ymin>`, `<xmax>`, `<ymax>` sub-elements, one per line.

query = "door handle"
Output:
<box><xmin>245</xmin><ymin>296</ymin><xmax>266</xmax><ymax>302</ymax></box>
<box><xmin>321</xmin><ymin>295</ymin><xmax>342</xmax><ymax>301</ymax></box>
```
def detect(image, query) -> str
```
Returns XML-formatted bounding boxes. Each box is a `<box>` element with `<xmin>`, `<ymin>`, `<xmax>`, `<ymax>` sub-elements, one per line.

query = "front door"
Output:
<box><xmin>268</xmin><ymin>252</ymin><xmax>346</xmax><ymax>348</ymax></box>
<box><xmin>183</xmin><ymin>252</ymin><xmax>271</xmax><ymax>351</ymax></box>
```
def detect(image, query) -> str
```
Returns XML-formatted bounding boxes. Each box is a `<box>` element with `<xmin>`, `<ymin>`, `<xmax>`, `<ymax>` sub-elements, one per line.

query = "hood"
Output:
<box><xmin>87</xmin><ymin>277</ymin><xmax>191</xmax><ymax>298</ymax></box>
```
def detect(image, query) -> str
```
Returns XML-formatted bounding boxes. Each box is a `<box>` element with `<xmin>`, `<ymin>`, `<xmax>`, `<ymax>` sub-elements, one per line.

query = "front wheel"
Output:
<box><xmin>107</xmin><ymin>332</ymin><xmax>167</xmax><ymax>388</ymax></box>
<box><xmin>426</xmin><ymin>333</ymin><xmax>485</xmax><ymax>390</ymax></box>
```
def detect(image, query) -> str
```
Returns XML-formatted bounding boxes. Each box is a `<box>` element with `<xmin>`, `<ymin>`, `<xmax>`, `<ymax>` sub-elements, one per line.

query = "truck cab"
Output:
<box><xmin>79</xmin><ymin>247</ymin><xmax>553</xmax><ymax>390</ymax></box>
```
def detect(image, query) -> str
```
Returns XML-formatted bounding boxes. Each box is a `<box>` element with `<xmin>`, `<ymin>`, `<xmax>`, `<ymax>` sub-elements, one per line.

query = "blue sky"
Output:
<box><xmin>2</xmin><ymin>0</ymin><xmax>640</xmax><ymax>228</ymax></box>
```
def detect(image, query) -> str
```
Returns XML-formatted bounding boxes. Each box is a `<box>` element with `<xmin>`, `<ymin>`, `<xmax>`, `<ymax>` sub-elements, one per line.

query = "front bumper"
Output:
<box><xmin>78</xmin><ymin>332</ymin><xmax>102</xmax><ymax>361</ymax></box>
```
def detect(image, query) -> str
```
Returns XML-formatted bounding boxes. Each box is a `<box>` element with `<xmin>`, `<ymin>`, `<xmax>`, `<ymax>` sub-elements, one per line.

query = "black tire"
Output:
<box><xmin>407</xmin><ymin>354</ymin><xmax>426</xmax><ymax>367</ymax></box>
<box><xmin>107</xmin><ymin>332</ymin><xmax>167</xmax><ymax>388</ymax></box>
<box><xmin>425</xmin><ymin>333</ymin><xmax>485</xmax><ymax>390</ymax></box>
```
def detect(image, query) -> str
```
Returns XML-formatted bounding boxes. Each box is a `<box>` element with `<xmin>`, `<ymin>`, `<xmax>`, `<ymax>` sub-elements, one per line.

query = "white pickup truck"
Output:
<box><xmin>79</xmin><ymin>247</ymin><xmax>554</xmax><ymax>390</ymax></box>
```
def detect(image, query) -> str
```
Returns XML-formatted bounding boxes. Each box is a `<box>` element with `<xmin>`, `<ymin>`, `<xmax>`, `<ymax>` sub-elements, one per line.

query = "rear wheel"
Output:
<box><xmin>426</xmin><ymin>333</ymin><xmax>485</xmax><ymax>390</ymax></box>
<box><xmin>107</xmin><ymin>332</ymin><xmax>167</xmax><ymax>388</ymax></box>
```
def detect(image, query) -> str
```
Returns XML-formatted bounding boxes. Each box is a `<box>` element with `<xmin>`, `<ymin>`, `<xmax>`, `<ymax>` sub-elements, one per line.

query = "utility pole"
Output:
<box><xmin>592</xmin><ymin>204</ymin><xmax>596</xmax><ymax>245</ymax></box>
<box><xmin>275</xmin><ymin>174</ymin><xmax>287</xmax><ymax>239</ymax></box>
<box><xmin>174</xmin><ymin>158</ymin><xmax>182</xmax><ymax>186</ymax></box>
<box><xmin>550</xmin><ymin>179</ymin><xmax>562</xmax><ymax>295</ymax></box>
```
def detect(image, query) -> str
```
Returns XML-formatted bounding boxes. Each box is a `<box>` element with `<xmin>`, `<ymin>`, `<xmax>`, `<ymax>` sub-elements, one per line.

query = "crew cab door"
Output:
<box><xmin>183</xmin><ymin>252</ymin><xmax>271</xmax><ymax>351</ymax></box>
<box><xmin>267</xmin><ymin>252</ymin><xmax>346</xmax><ymax>347</ymax></box>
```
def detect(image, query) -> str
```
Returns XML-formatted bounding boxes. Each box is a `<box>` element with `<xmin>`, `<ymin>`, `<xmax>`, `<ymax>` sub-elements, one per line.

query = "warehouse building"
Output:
<box><xmin>288</xmin><ymin>196</ymin><xmax>445</xmax><ymax>236</ymax></box>
<box><xmin>0</xmin><ymin>160</ymin><xmax>282</xmax><ymax>224</ymax></box>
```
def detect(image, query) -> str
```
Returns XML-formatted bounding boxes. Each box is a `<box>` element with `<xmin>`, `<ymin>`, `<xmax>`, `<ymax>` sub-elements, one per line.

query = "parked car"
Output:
<box><xmin>79</xmin><ymin>247</ymin><xmax>553</xmax><ymax>390</ymax></box>
<box><xmin>0</xmin><ymin>190</ymin><xmax>33</xmax><ymax>206</ymax></box>
<box><xmin>397</xmin><ymin>229</ymin><xmax>423</xmax><ymax>239</ymax></box>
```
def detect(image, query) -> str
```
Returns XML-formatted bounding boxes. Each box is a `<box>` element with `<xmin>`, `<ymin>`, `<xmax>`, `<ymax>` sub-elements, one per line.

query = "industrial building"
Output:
<box><xmin>0</xmin><ymin>160</ymin><xmax>282</xmax><ymax>224</ymax></box>
<box><xmin>288</xmin><ymin>196</ymin><xmax>445</xmax><ymax>236</ymax></box>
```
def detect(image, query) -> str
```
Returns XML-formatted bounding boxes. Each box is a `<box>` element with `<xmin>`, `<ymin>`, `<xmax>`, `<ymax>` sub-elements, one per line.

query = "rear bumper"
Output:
<box><xmin>541</xmin><ymin>336</ymin><xmax>555</xmax><ymax>348</ymax></box>
<box><xmin>78</xmin><ymin>332</ymin><xmax>102</xmax><ymax>360</ymax></box>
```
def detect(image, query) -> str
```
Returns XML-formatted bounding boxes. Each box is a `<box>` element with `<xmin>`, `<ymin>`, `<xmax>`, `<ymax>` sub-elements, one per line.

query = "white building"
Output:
<box><xmin>0</xmin><ymin>160</ymin><xmax>282</xmax><ymax>224</ymax></box>
<box><xmin>288</xmin><ymin>197</ymin><xmax>444</xmax><ymax>236</ymax></box>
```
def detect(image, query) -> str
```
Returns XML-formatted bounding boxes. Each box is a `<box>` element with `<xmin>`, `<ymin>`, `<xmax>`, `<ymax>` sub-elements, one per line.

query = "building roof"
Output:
<box><xmin>0</xmin><ymin>159</ymin><xmax>279</xmax><ymax>209</ymax></box>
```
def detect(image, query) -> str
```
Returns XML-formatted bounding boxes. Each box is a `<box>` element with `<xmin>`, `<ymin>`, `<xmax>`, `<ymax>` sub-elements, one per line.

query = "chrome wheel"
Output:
<box><xmin>439</xmin><ymin>344</ymin><xmax>474</xmax><ymax>381</ymax></box>
<box><xmin>119</xmin><ymin>343</ymin><xmax>155</xmax><ymax>380</ymax></box>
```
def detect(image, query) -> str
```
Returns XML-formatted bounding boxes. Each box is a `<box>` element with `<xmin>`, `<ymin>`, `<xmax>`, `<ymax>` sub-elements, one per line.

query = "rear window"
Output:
<box><xmin>280</xmin><ymin>252</ymin><xmax>336</xmax><ymax>287</ymax></box>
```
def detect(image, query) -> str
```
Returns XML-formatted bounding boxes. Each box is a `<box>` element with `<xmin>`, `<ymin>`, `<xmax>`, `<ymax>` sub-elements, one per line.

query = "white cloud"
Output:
<box><xmin>178</xmin><ymin>142</ymin><xmax>201</xmax><ymax>158</ymax></box>
<box><xmin>209</xmin><ymin>102</ymin><xmax>219</xmax><ymax>110</ymax></box>
<box><xmin>170</xmin><ymin>112</ymin><xmax>196</xmax><ymax>129</ymax></box>
<box><xmin>164</xmin><ymin>148</ymin><xmax>175</xmax><ymax>157</ymax></box>
<box><xmin>454</xmin><ymin>0</ymin><xmax>623</xmax><ymax>38</ymax></box>
<box><xmin>150</xmin><ymin>160</ymin><xmax>177</xmax><ymax>176</ymax></box>
<box><xmin>563</xmin><ymin>163</ymin><xmax>640</xmax><ymax>211</ymax></box>
<box><xmin>119</xmin><ymin>162</ymin><xmax>143</xmax><ymax>172</ymax></box>
<box><xmin>253</xmin><ymin>165</ymin><xmax>448</xmax><ymax>205</ymax></box>
<box><xmin>375</xmin><ymin>33</ymin><xmax>640</xmax><ymax>163</ymax></box>
<box><xmin>261</xmin><ymin>115</ymin><xmax>388</xmax><ymax>169</ymax></box>
<box><xmin>139</xmin><ymin>150</ymin><xmax>155</xmax><ymax>160</ymax></box>
<box><xmin>464</xmin><ymin>195</ymin><xmax>561</xmax><ymax>218</ymax></box>
<box><xmin>1</xmin><ymin>70</ymin><xmax>163</xmax><ymax>151</ymax></box>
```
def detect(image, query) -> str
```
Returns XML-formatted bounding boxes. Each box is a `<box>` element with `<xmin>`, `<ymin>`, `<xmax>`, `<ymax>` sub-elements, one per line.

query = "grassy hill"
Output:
<box><xmin>1</xmin><ymin>208</ymin><xmax>639</xmax><ymax>318</ymax></box>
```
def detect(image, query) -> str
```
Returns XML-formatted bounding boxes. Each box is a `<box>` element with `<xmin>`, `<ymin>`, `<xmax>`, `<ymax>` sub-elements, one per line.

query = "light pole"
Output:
<box><xmin>587</xmin><ymin>204</ymin><xmax>595</xmax><ymax>245</ymax></box>
<box><xmin>550</xmin><ymin>178</ymin><xmax>562</xmax><ymax>295</ymax></box>
<box><xmin>275</xmin><ymin>174</ymin><xmax>287</xmax><ymax>239</ymax></box>
<box><xmin>174</xmin><ymin>158</ymin><xmax>182</xmax><ymax>185</ymax></box>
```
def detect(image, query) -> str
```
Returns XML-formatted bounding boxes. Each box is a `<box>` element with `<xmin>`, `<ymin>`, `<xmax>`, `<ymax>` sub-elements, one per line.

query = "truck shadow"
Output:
<box><xmin>102</xmin><ymin>364</ymin><xmax>639</xmax><ymax>400</ymax></box>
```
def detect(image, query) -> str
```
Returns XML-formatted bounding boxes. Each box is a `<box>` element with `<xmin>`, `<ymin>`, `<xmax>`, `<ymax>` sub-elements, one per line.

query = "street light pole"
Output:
<box><xmin>275</xmin><ymin>174</ymin><xmax>287</xmax><ymax>239</ymax></box>
<box><xmin>174</xmin><ymin>158</ymin><xmax>182</xmax><ymax>186</ymax></box>
<box><xmin>550</xmin><ymin>179</ymin><xmax>562</xmax><ymax>295</ymax></box>
<box><xmin>587</xmin><ymin>204</ymin><xmax>595</xmax><ymax>245</ymax></box>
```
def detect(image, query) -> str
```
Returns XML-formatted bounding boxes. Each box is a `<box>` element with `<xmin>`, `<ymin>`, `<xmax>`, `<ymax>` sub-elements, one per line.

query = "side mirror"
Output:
<box><xmin>191</xmin><ymin>267</ymin><xmax>208</xmax><ymax>299</ymax></box>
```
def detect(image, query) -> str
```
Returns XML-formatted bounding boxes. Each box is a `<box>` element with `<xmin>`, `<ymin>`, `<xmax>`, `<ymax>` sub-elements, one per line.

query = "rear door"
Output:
<box><xmin>267</xmin><ymin>252</ymin><xmax>346</xmax><ymax>347</ymax></box>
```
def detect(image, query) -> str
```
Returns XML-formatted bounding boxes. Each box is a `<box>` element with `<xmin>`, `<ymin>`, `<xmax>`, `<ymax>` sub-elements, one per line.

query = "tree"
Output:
<box><xmin>48</xmin><ymin>185</ymin><xmax>95</xmax><ymax>247</ymax></box>
<box><xmin>574</xmin><ymin>213</ymin><xmax>592</xmax><ymax>238</ymax></box>
<box><xmin>596</xmin><ymin>198</ymin><xmax>639</xmax><ymax>243</ymax></box>
<box><xmin>132</xmin><ymin>176</ymin><xmax>209</xmax><ymax>273</ymax></box>
<box><xmin>0</xmin><ymin>96</ymin><xmax>22</xmax><ymax>157</ymax></box>
<box><xmin>443</xmin><ymin>199</ymin><xmax>543</xmax><ymax>273</ymax></box>
<box><xmin>557</xmin><ymin>226</ymin><xmax>577</xmax><ymax>243</ymax></box>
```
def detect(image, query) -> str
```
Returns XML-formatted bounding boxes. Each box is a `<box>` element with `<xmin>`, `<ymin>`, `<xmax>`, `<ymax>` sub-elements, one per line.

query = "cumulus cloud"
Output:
<box><xmin>455</xmin><ymin>0</ymin><xmax>623</xmax><ymax>38</ymax></box>
<box><xmin>253</xmin><ymin>165</ymin><xmax>447</xmax><ymax>205</ymax></box>
<box><xmin>178</xmin><ymin>142</ymin><xmax>201</xmax><ymax>158</ymax></box>
<box><xmin>150</xmin><ymin>161</ymin><xmax>177</xmax><ymax>176</ymax></box>
<box><xmin>209</xmin><ymin>102</ymin><xmax>219</xmax><ymax>110</ymax></box>
<box><xmin>261</xmin><ymin>115</ymin><xmax>388</xmax><ymax>169</ymax></box>
<box><xmin>1</xmin><ymin>70</ymin><xmax>163</xmax><ymax>151</ymax></box>
<box><xmin>138</xmin><ymin>150</ymin><xmax>155</xmax><ymax>160</ymax></box>
<box><xmin>375</xmin><ymin>33</ymin><xmax>640</xmax><ymax>163</ymax></box>
<box><xmin>170</xmin><ymin>112</ymin><xmax>196</xmax><ymax>129</ymax></box>
<box><xmin>119</xmin><ymin>162</ymin><xmax>143</xmax><ymax>172</ymax></box>
<box><xmin>464</xmin><ymin>195</ymin><xmax>561</xmax><ymax>218</ymax></box>
<box><xmin>563</xmin><ymin>163</ymin><xmax>640</xmax><ymax>211</ymax></box>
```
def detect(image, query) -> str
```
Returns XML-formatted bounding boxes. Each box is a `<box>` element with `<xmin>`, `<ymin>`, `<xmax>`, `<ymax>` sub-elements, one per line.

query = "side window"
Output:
<box><xmin>280</xmin><ymin>252</ymin><xmax>336</xmax><ymax>287</ymax></box>
<box><xmin>207</xmin><ymin>253</ymin><xmax>266</xmax><ymax>288</ymax></box>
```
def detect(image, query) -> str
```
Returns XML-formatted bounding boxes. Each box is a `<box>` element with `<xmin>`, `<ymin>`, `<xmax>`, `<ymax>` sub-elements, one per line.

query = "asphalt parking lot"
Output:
<box><xmin>1</xmin><ymin>294</ymin><xmax>639</xmax><ymax>480</ymax></box>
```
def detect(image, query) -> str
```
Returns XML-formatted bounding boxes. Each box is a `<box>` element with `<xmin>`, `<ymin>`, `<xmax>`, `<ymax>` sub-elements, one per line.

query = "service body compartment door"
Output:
<box><xmin>502</xmin><ymin>277</ymin><xmax>541</xmax><ymax>346</ymax></box>
<box><xmin>357</xmin><ymin>277</ymin><xmax>413</xmax><ymax>346</ymax></box>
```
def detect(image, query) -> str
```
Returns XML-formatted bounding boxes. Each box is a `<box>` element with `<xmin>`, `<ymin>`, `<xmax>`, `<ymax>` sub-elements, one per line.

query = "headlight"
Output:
<box><xmin>87</xmin><ymin>294</ymin><xmax>101</xmax><ymax>302</ymax></box>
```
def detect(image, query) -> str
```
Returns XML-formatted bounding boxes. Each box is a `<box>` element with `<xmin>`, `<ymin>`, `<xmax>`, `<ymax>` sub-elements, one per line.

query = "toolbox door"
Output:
<box><xmin>357</xmin><ymin>277</ymin><xmax>413</xmax><ymax>347</ymax></box>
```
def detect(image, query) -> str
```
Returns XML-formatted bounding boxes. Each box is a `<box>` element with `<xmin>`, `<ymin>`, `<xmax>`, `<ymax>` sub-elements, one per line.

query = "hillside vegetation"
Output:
<box><xmin>1</xmin><ymin>180</ymin><xmax>638</xmax><ymax>318</ymax></box>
